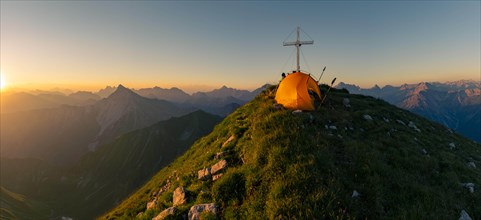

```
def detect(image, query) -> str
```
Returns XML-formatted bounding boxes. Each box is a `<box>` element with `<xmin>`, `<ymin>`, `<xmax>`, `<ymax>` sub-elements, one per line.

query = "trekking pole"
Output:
<box><xmin>319</xmin><ymin>77</ymin><xmax>337</xmax><ymax>108</ymax></box>
<box><xmin>317</xmin><ymin>66</ymin><xmax>326</xmax><ymax>82</ymax></box>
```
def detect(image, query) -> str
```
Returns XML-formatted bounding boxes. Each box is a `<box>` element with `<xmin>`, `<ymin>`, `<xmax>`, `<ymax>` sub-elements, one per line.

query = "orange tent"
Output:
<box><xmin>275</xmin><ymin>71</ymin><xmax>321</xmax><ymax>111</ymax></box>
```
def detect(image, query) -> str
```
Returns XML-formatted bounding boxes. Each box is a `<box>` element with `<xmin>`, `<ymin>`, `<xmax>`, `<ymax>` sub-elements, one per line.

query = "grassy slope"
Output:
<box><xmin>0</xmin><ymin>187</ymin><xmax>50</xmax><ymax>220</ymax></box>
<box><xmin>57</xmin><ymin>110</ymin><xmax>222</xmax><ymax>219</ymax></box>
<box><xmin>1</xmin><ymin>111</ymin><xmax>221</xmax><ymax>219</ymax></box>
<box><xmin>102</xmin><ymin>86</ymin><xmax>481</xmax><ymax>219</ymax></box>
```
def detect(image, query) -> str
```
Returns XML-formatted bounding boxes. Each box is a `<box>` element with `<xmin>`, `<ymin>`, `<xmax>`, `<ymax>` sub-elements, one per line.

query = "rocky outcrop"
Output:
<box><xmin>173</xmin><ymin>187</ymin><xmax>188</xmax><ymax>206</ymax></box>
<box><xmin>146</xmin><ymin>198</ymin><xmax>157</xmax><ymax>210</ymax></box>
<box><xmin>188</xmin><ymin>203</ymin><xmax>218</xmax><ymax>220</ymax></box>
<box><xmin>212</xmin><ymin>173</ymin><xmax>223</xmax><ymax>181</ymax></box>
<box><xmin>153</xmin><ymin>207</ymin><xmax>176</xmax><ymax>220</ymax></box>
<box><xmin>462</xmin><ymin>183</ymin><xmax>475</xmax><ymax>193</ymax></box>
<box><xmin>408</xmin><ymin>121</ymin><xmax>421</xmax><ymax>132</ymax></box>
<box><xmin>222</xmin><ymin>135</ymin><xmax>235</xmax><ymax>147</ymax></box>
<box><xmin>351</xmin><ymin>190</ymin><xmax>360</xmax><ymax>198</ymax></box>
<box><xmin>211</xmin><ymin>160</ymin><xmax>228</xmax><ymax>175</ymax></box>
<box><xmin>449</xmin><ymin>142</ymin><xmax>456</xmax><ymax>150</ymax></box>
<box><xmin>363</xmin><ymin>115</ymin><xmax>373</xmax><ymax>121</ymax></box>
<box><xmin>198</xmin><ymin>168</ymin><xmax>211</xmax><ymax>181</ymax></box>
<box><xmin>459</xmin><ymin>210</ymin><xmax>472</xmax><ymax>220</ymax></box>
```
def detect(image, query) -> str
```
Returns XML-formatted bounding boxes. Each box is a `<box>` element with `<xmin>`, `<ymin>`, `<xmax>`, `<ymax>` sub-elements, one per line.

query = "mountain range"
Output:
<box><xmin>336</xmin><ymin>80</ymin><xmax>480</xmax><ymax>142</ymax></box>
<box><xmin>1</xmin><ymin>84</ymin><xmax>269</xmax><ymax>116</ymax></box>
<box><xmin>1</xmin><ymin>85</ymin><xmax>190</xmax><ymax>165</ymax></box>
<box><xmin>103</xmin><ymin>85</ymin><xmax>481</xmax><ymax>219</ymax></box>
<box><xmin>1</xmin><ymin>80</ymin><xmax>479</xmax><ymax>219</ymax></box>
<box><xmin>1</xmin><ymin>110</ymin><xmax>221</xmax><ymax>219</ymax></box>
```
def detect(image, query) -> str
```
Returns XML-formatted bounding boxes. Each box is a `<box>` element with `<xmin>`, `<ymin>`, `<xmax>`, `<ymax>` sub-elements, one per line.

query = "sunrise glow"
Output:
<box><xmin>0</xmin><ymin>72</ymin><xmax>6</xmax><ymax>90</ymax></box>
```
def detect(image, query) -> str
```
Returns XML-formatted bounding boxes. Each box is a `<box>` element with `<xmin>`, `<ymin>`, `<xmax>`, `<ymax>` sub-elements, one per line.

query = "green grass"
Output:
<box><xmin>0</xmin><ymin>187</ymin><xmax>50</xmax><ymax>220</ymax></box>
<box><xmin>101</xmin><ymin>86</ymin><xmax>481</xmax><ymax>219</ymax></box>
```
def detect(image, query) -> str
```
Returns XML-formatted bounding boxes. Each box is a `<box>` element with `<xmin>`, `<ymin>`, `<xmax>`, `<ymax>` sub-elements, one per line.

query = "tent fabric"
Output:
<box><xmin>275</xmin><ymin>71</ymin><xmax>321</xmax><ymax>111</ymax></box>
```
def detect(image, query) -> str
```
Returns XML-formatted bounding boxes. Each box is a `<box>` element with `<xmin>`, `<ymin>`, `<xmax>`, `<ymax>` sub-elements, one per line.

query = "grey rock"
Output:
<box><xmin>292</xmin><ymin>109</ymin><xmax>303</xmax><ymax>114</ymax></box>
<box><xmin>188</xmin><ymin>203</ymin><xmax>218</xmax><ymax>220</ymax></box>
<box><xmin>467</xmin><ymin>162</ymin><xmax>476</xmax><ymax>168</ymax></box>
<box><xmin>146</xmin><ymin>198</ymin><xmax>157</xmax><ymax>210</ymax></box>
<box><xmin>459</xmin><ymin>210</ymin><xmax>472</xmax><ymax>220</ymax></box>
<box><xmin>449</xmin><ymin>142</ymin><xmax>456</xmax><ymax>150</ymax></box>
<box><xmin>173</xmin><ymin>187</ymin><xmax>188</xmax><ymax>206</ymax></box>
<box><xmin>363</xmin><ymin>114</ymin><xmax>373</xmax><ymax>121</ymax></box>
<box><xmin>421</xmin><ymin>149</ymin><xmax>428</xmax><ymax>155</ymax></box>
<box><xmin>198</xmin><ymin>168</ymin><xmax>211</xmax><ymax>181</ymax></box>
<box><xmin>396</xmin><ymin>120</ymin><xmax>406</xmax><ymax>126</ymax></box>
<box><xmin>408</xmin><ymin>121</ymin><xmax>421</xmax><ymax>132</ymax></box>
<box><xmin>153</xmin><ymin>207</ymin><xmax>176</xmax><ymax>220</ymax></box>
<box><xmin>329</xmin><ymin>125</ymin><xmax>337</xmax><ymax>130</ymax></box>
<box><xmin>273</xmin><ymin>104</ymin><xmax>283</xmax><ymax>110</ymax></box>
<box><xmin>211</xmin><ymin>159</ymin><xmax>228</xmax><ymax>175</ymax></box>
<box><xmin>212</xmin><ymin>173</ymin><xmax>224</xmax><ymax>181</ymax></box>
<box><xmin>383</xmin><ymin>117</ymin><xmax>390</xmax><ymax>123</ymax></box>
<box><xmin>352</xmin><ymin>190</ymin><xmax>360</xmax><ymax>198</ymax></box>
<box><xmin>462</xmin><ymin>183</ymin><xmax>475</xmax><ymax>193</ymax></box>
<box><xmin>222</xmin><ymin>135</ymin><xmax>235</xmax><ymax>148</ymax></box>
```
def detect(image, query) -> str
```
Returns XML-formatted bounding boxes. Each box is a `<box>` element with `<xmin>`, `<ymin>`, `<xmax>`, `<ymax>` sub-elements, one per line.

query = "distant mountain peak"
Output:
<box><xmin>108</xmin><ymin>84</ymin><xmax>137</xmax><ymax>99</ymax></box>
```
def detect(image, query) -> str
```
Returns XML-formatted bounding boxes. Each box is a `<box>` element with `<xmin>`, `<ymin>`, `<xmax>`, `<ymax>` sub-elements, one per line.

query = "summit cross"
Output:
<box><xmin>283</xmin><ymin>26</ymin><xmax>314</xmax><ymax>72</ymax></box>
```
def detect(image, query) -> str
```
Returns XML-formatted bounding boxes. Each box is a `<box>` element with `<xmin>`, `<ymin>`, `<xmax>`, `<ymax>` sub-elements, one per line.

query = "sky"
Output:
<box><xmin>1</xmin><ymin>1</ymin><xmax>480</xmax><ymax>93</ymax></box>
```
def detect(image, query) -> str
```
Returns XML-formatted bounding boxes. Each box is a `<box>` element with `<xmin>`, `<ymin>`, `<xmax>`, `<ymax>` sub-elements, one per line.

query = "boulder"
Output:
<box><xmin>421</xmin><ymin>149</ymin><xmax>428</xmax><ymax>155</ymax></box>
<box><xmin>212</xmin><ymin>173</ymin><xmax>224</xmax><ymax>181</ymax></box>
<box><xmin>173</xmin><ymin>187</ymin><xmax>188</xmax><ymax>206</ymax></box>
<box><xmin>449</xmin><ymin>142</ymin><xmax>456</xmax><ymax>150</ymax></box>
<box><xmin>198</xmin><ymin>168</ymin><xmax>211</xmax><ymax>181</ymax></box>
<box><xmin>329</xmin><ymin>125</ymin><xmax>337</xmax><ymax>130</ymax></box>
<box><xmin>408</xmin><ymin>121</ymin><xmax>421</xmax><ymax>132</ymax></box>
<box><xmin>462</xmin><ymin>183</ymin><xmax>475</xmax><ymax>193</ymax></box>
<box><xmin>222</xmin><ymin>135</ymin><xmax>235</xmax><ymax>148</ymax></box>
<box><xmin>396</xmin><ymin>120</ymin><xmax>406</xmax><ymax>126</ymax></box>
<box><xmin>459</xmin><ymin>210</ymin><xmax>472</xmax><ymax>220</ymax></box>
<box><xmin>351</xmin><ymin>190</ymin><xmax>360</xmax><ymax>198</ymax></box>
<box><xmin>383</xmin><ymin>117</ymin><xmax>390</xmax><ymax>123</ymax></box>
<box><xmin>211</xmin><ymin>159</ymin><xmax>228</xmax><ymax>175</ymax></box>
<box><xmin>153</xmin><ymin>207</ymin><xmax>176</xmax><ymax>220</ymax></box>
<box><xmin>188</xmin><ymin>203</ymin><xmax>218</xmax><ymax>220</ymax></box>
<box><xmin>146</xmin><ymin>198</ymin><xmax>157</xmax><ymax>210</ymax></box>
<box><xmin>273</xmin><ymin>104</ymin><xmax>283</xmax><ymax>110</ymax></box>
<box><xmin>292</xmin><ymin>109</ymin><xmax>303</xmax><ymax>114</ymax></box>
<box><xmin>467</xmin><ymin>162</ymin><xmax>476</xmax><ymax>169</ymax></box>
<box><xmin>363</xmin><ymin>114</ymin><xmax>373</xmax><ymax>121</ymax></box>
